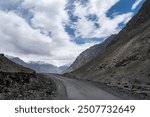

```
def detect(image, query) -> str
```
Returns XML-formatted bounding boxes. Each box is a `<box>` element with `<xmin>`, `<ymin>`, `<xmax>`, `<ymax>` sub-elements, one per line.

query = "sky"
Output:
<box><xmin>0</xmin><ymin>0</ymin><xmax>145</xmax><ymax>66</ymax></box>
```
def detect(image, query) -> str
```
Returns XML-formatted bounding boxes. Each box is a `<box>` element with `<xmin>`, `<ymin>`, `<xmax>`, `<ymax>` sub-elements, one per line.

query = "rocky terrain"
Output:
<box><xmin>7</xmin><ymin>56</ymin><xmax>68</xmax><ymax>73</ymax></box>
<box><xmin>0</xmin><ymin>54</ymin><xmax>56</xmax><ymax>99</ymax></box>
<box><xmin>65</xmin><ymin>0</ymin><xmax>150</xmax><ymax>99</ymax></box>
<box><xmin>65</xmin><ymin>35</ymin><xmax>116</xmax><ymax>73</ymax></box>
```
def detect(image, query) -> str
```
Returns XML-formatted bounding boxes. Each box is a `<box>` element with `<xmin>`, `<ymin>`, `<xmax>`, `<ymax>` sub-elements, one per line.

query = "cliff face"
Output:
<box><xmin>66</xmin><ymin>0</ymin><xmax>150</xmax><ymax>96</ymax></box>
<box><xmin>65</xmin><ymin>35</ymin><xmax>116</xmax><ymax>73</ymax></box>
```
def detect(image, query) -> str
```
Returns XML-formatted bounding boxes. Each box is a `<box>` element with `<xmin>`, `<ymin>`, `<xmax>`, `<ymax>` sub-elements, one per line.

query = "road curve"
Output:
<box><xmin>43</xmin><ymin>74</ymin><xmax>121</xmax><ymax>100</ymax></box>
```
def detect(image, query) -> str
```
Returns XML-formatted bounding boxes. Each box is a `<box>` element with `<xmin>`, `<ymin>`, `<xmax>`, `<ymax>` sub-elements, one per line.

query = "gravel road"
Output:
<box><xmin>43</xmin><ymin>74</ymin><xmax>121</xmax><ymax>100</ymax></box>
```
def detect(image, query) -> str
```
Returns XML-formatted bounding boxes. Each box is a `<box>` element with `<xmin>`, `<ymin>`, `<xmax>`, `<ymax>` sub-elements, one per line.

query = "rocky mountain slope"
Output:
<box><xmin>59</xmin><ymin>65</ymin><xmax>69</xmax><ymax>72</ymax></box>
<box><xmin>0</xmin><ymin>54</ymin><xmax>56</xmax><ymax>99</ymax></box>
<box><xmin>7</xmin><ymin>56</ymin><xmax>29</xmax><ymax>68</ymax></box>
<box><xmin>65</xmin><ymin>35</ymin><xmax>116</xmax><ymax>73</ymax></box>
<box><xmin>65</xmin><ymin>0</ymin><xmax>150</xmax><ymax>98</ymax></box>
<box><xmin>0</xmin><ymin>54</ymin><xmax>34</xmax><ymax>73</ymax></box>
<box><xmin>7</xmin><ymin>56</ymin><xmax>68</xmax><ymax>73</ymax></box>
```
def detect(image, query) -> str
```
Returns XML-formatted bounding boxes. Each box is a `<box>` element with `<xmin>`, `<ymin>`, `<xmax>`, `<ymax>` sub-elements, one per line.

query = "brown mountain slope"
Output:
<box><xmin>65</xmin><ymin>0</ymin><xmax>150</xmax><ymax>96</ymax></box>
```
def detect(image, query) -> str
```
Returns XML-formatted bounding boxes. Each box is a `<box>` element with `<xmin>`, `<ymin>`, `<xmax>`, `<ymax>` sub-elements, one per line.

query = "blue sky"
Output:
<box><xmin>0</xmin><ymin>0</ymin><xmax>144</xmax><ymax>66</ymax></box>
<box><xmin>66</xmin><ymin>0</ymin><xmax>144</xmax><ymax>44</ymax></box>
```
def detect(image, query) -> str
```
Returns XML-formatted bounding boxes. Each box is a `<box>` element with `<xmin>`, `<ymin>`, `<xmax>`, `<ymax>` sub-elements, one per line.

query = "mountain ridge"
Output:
<box><xmin>65</xmin><ymin>34</ymin><xmax>117</xmax><ymax>73</ymax></box>
<box><xmin>7</xmin><ymin>56</ymin><xmax>68</xmax><ymax>73</ymax></box>
<box><xmin>64</xmin><ymin>0</ymin><xmax>150</xmax><ymax>97</ymax></box>
<box><xmin>0</xmin><ymin>54</ymin><xmax>34</xmax><ymax>73</ymax></box>
<box><xmin>0</xmin><ymin>54</ymin><xmax>56</xmax><ymax>99</ymax></box>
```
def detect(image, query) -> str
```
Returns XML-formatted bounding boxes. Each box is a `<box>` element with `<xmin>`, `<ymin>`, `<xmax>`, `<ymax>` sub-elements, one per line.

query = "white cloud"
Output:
<box><xmin>132</xmin><ymin>0</ymin><xmax>143</xmax><ymax>10</ymax></box>
<box><xmin>0</xmin><ymin>9</ymin><xmax>95</xmax><ymax>66</ymax></box>
<box><xmin>73</xmin><ymin>0</ymin><xmax>133</xmax><ymax>38</ymax></box>
<box><xmin>0</xmin><ymin>10</ymin><xmax>51</xmax><ymax>54</ymax></box>
<box><xmin>93</xmin><ymin>13</ymin><xmax>133</xmax><ymax>38</ymax></box>
<box><xmin>0</xmin><ymin>0</ymin><xmax>135</xmax><ymax>66</ymax></box>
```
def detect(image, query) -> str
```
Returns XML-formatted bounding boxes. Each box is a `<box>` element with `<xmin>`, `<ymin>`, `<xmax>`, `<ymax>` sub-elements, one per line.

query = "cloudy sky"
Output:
<box><xmin>0</xmin><ymin>0</ymin><xmax>144</xmax><ymax>66</ymax></box>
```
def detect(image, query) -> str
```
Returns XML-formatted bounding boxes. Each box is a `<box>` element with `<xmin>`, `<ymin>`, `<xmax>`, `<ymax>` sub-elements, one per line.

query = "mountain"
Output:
<box><xmin>6</xmin><ymin>55</ymin><xmax>29</xmax><ymax>67</ymax></box>
<box><xmin>7</xmin><ymin>56</ymin><xmax>68</xmax><ymax>73</ymax></box>
<box><xmin>59</xmin><ymin>65</ymin><xmax>69</xmax><ymax>72</ymax></box>
<box><xmin>0</xmin><ymin>54</ymin><xmax>56</xmax><ymax>99</ymax></box>
<box><xmin>0</xmin><ymin>54</ymin><xmax>34</xmax><ymax>73</ymax></box>
<box><xmin>65</xmin><ymin>1</ymin><xmax>150</xmax><ymax>96</ymax></box>
<box><xmin>28</xmin><ymin>61</ymin><xmax>62</xmax><ymax>73</ymax></box>
<box><xmin>65</xmin><ymin>35</ymin><xmax>117</xmax><ymax>73</ymax></box>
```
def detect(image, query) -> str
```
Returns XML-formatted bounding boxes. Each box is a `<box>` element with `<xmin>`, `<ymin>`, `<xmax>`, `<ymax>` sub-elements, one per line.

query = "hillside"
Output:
<box><xmin>0</xmin><ymin>54</ymin><xmax>34</xmax><ymax>73</ymax></box>
<box><xmin>65</xmin><ymin>35</ymin><xmax>116</xmax><ymax>73</ymax></box>
<box><xmin>0</xmin><ymin>54</ymin><xmax>56</xmax><ymax>99</ymax></box>
<box><xmin>65</xmin><ymin>0</ymin><xmax>150</xmax><ymax>97</ymax></box>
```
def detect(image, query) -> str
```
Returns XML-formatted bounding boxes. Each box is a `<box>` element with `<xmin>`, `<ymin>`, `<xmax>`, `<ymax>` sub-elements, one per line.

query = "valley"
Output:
<box><xmin>0</xmin><ymin>0</ymin><xmax>150</xmax><ymax>100</ymax></box>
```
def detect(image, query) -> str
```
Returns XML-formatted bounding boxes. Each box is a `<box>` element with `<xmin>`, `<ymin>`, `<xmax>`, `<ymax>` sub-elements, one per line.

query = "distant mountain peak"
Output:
<box><xmin>7</xmin><ymin>56</ymin><xmax>68</xmax><ymax>74</ymax></box>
